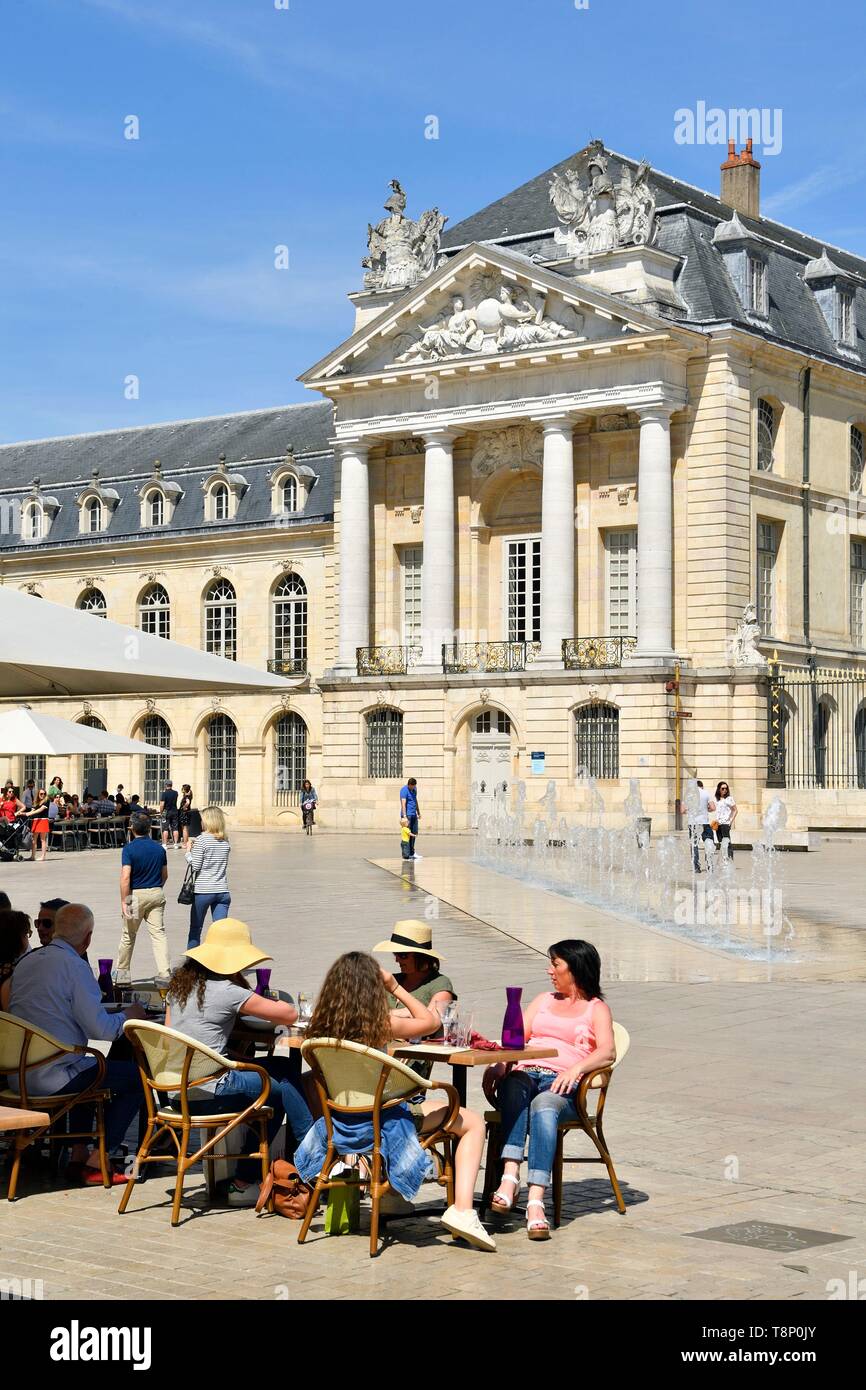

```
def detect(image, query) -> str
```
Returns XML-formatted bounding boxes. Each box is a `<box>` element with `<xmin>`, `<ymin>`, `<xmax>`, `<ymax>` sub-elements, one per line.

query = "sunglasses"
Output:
<box><xmin>35</xmin><ymin>918</ymin><xmax>53</xmax><ymax>929</ymax></box>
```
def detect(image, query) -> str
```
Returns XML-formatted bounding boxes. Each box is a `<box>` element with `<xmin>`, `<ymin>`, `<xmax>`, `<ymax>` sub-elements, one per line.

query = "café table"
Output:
<box><xmin>393</xmin><ymin>1044</ymin><xmax>557</xmax><ymax>1106</ymax></box>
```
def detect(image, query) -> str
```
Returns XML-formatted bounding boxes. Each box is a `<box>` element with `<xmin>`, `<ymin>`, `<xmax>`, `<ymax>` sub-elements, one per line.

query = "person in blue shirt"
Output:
<box><xmin>399</xmin><ymin>778</ymin><xmax>421</xmax><ymax>861</ymax></box>
<box><xmin>7</xmin><ymin>903</ymin><xmax>146</xmax><ymax>1185</ymax></box>
<box><xmin>116</xmin><ymin>812</ymin><xmax>169</xmax><ymax>978</ymax></box>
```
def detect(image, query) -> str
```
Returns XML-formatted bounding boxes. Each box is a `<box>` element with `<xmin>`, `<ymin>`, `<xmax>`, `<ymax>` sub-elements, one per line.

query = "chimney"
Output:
<box><xmin>720</xmin><ymin>138</ymin><xmax>761</xmax><ymax>220</ymax></box>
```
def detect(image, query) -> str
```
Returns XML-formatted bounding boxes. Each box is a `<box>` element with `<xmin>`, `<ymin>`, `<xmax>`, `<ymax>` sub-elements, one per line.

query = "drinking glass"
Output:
<box><xmin>456</xmin><ymin>1013</ymin><xmax>474</xmax><ymax>1049</ymax></box>
<box><xmin>297</xmin><ymin>992</ymin><xmax>312</xmax><ymax>1025</ymax></box>
<box><xmin>443</xmin><ymin>1004</ymin><xmax>461</xmax><ymax>1046</ymax></box>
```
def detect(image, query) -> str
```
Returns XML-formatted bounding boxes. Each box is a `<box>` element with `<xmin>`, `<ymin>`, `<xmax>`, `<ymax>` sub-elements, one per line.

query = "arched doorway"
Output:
<box><xmin>470</xmin><ymin>708</ymin><xmax>513</xmax><ymax>826</ymax></box>
<box><xmin>79</xmin><ymin>714</ymin><xmax>107</xmax><ymax>796</ymax></box>
<box><xmin>139</xmin><ymin>715</ymin><xmax>171</xmax><ymax>805</ymax></box>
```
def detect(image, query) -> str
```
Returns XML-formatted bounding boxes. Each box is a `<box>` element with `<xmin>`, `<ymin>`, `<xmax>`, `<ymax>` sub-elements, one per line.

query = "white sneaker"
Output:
<box><xmin>440</xmin><ymin>1204</ymin><xmax>496</xmax><ymax>1251</ymax></box>
<box><xmin>411</xmin><ymin>853</ymin><xmax>423</xmax><ymax>861</ymax></box>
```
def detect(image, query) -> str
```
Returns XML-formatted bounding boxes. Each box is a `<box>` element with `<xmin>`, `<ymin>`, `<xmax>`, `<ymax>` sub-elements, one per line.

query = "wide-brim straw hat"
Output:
<box><xmin>372</xmin><ymin>919</ymin><xmax>441</xmax><ymax>962</ymax></box>
<box><xmin>185</xmin><ymin>918</ymin><xmax>272</xmax><ymax>976</ymax></box>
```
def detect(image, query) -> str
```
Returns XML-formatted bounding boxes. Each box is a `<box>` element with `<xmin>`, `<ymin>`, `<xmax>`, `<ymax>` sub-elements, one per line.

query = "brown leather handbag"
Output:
<box><xmin>255</xmin><ymin>1160</ymin><xmax>312</xmax><ymax>1220</ymax></box>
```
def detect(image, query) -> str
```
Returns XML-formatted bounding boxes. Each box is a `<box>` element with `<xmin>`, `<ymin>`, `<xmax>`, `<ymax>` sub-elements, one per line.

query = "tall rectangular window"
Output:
<box><xmin>606</xmin><ymin>530</ymin><xmax>637</xmax><ymax>635</ymax></box>
<box><xmin>23</xmin><ymin>754</ymin><xmax>45</xmax><ymax>790</ymax></box>
<box><xmin>505</xmin><ymin>537</ymin><xmax>541</xmax><ymax>642</ymax></box>
<box><xmin>401</xmin><ymin>546</ymin><xmax>422</xmax><ymax>642</ymax></box>
<box><xmin>748</xmin><ymin>254</ymin><xmax>768</xmax><ymax>317</ymax></box>
<box><xmin>757</xmin><ymin>521</ymin><xmax>779</xmax><ymax>635</ymax></box>
<box><xmin>837</xmin><ymin>290</ymin><xmax>856</xmax><ymax>346</ymax></box>
<box><xmin>851</xmin><ymin>540</ymin><xmax>866</xmax><ymax>645</ymax></box>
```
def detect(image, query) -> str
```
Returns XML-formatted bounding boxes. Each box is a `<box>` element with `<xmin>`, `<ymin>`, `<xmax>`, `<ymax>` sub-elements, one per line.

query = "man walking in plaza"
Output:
<box><xmin>117</xmin><ymin>812</ymin><xmax>170</xmax><ymax>978</ymax></box>
<box><xmin>159</xmin><ymin>779</ymin><xmax>180</xmax><ymax>848</ymax></box>
<box><xmin>400</xmin><ymin>776</ymin><xmax>421</xmax><ymax>861</ymax></box>
<box><xmin>688</xmin><ymin>779</ymin><xmax>715</xmax><ymax>873</ymax></box>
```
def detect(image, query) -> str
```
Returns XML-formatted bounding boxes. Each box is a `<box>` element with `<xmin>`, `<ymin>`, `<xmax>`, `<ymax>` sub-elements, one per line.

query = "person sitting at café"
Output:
<box><xmin>373</xmin><ymin>920</ymin><xmax>455</xmax><ymax>1022</ymax></box>
<box><xmin>95</xmin><ymin>790</ymin><xmax>118</xmax><ymax>817</ymax></box>
<box><xmin>0</xmin><ymin>909</ymin><xmax>33</xmax><ymax>1009</ymax></box>
<box><xmin>80</xmin><ymin>793</ymin><xmax>96</xmax><ymax>817</ymax></box>
<box><xmin>33</xmin><ymin>897</ymin><xmax>71</xmax><ymax>948</ymax></box>
<box><xmin>163</xmin><ymin>918</ymin><xmax>314</xmax><ymax>1207</ymax></box>
<box><xmin>6</xmin><ymin>903</ymin><xmax>147</xmax><ymax>1184</ymax></box>
<box><xmin>294</xmin><ymin>950</ymin><xmax>495</xmax><ymax>1251</ymax></box>
<box><xmin>484</xmin><ymin>939</ymin><xmax>615</xmax><ymax>1241</ymax></box>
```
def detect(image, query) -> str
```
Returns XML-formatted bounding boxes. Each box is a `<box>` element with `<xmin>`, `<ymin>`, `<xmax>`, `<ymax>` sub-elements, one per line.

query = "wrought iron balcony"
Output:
<box><xmin>562</xmin><ymin>636</ymin><xmax>636</xmax><ymax>669</ymax></box>
<box><xmin>267</xmin><ymin>657</ymin><xmax>308</xmax><ymax>676</ymax></box>
<box><xmin>356</xmin><ymin>644</ymin><xmax>422</xmax><ymax>676</ymax></box>
<box><xmin>442</xmin><ymin>640</ymin><xmax>529</xmax><ymax>674</ymax></box>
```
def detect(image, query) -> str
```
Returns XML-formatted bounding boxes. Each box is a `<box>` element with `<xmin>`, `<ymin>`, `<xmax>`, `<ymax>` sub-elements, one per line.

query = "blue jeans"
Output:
<box><xmin>58</xmin><ymin>1060</ymin><xmax>143</xmax><ymax>1154</ymax></box>
<box><xmin>407</xmin><ymin>814</ymin><xmax>418</xmax><ymax>856</ymax></box>
<box><xmin>187</xmin><ymin>891</ymin><xmax>231</xmax><ymax>949</ymax></box>
<box><xmin>196</xmin><ymin>1058</ymin><xmax>314</xmax><ymax>1180</ymax></box>
<box><xmin>690</xmin><ymin>824</ymin><xmax>715</xmax><ymax>870</ymax></box>
<box><xmin>498</xmin><ymin>1068</ymin><xmax>578</xmax><ymax>1187</ymax></box>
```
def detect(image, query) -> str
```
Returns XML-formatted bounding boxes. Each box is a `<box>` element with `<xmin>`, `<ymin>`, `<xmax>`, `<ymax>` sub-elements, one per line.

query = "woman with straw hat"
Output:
<box><xmin>165</xmin><ymin>917</ymin><xmax>313</xmax><ymax>1207</ymax></box>
<box><xmin>372</xmin><ymin>920</ymin><xmax>455</xmax><ymax>1029</ymax></box>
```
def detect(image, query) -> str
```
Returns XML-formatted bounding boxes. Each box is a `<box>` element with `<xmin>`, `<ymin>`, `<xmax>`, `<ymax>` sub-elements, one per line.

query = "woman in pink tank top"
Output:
<box><xmin>485</xmin><ymin>939</ymin><xmax>615</xmax><ymax>1240</ymax></box>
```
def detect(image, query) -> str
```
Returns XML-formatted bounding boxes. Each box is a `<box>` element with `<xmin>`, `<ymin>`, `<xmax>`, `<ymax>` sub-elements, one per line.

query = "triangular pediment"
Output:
<box><xmin>299</xmin><ymin>243</ymin><xmax>693</xmax><ymax>386</ymax></box>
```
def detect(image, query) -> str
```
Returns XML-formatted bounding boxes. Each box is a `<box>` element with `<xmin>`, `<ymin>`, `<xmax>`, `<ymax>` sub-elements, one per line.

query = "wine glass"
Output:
<box><xmin>297</xmin><ymin>992</ymin><xmax>312</xmax><ymax>1026</ymax></box>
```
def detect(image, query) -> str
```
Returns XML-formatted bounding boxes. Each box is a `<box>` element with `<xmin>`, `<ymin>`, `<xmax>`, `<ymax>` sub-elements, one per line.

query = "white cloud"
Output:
<box><xmin>763</xmin><ymin>164</ymin><xmax>866</xmax><ymax>217</ymax></box>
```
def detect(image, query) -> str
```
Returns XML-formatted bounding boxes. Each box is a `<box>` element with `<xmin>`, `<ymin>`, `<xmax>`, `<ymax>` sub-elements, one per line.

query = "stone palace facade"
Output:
<box><xmin>4</xmin><ymin>140</ymin><xmax>866</xmax><ymax>834</ymax></box>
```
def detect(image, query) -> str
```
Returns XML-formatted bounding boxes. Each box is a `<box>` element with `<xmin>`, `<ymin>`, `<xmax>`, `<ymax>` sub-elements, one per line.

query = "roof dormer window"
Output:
<box><xmin>213</xmin><ymin>483</ymin><xmax>229</xmax><ymax>520</ymax></box>
<box><xmin>838</xmin><ymin>289</ymin><xmax>856</xmax><ymax>346</ymax></box>
<box><xmin>22</xmin><ymin>478</ymin><xmax>60</xmax><ymax>543</ymax></box>
<box><xmin>87</xmin><ymin>498</ymin><xmax>102</xmax><ymax>533</ymax></box>
<box><xmin>148</xmin><ymin>491</ymin><xmax>164</xmax><ymax>527</ymax></box>
<box><xmin>747</xmin><ymin>253</ymin><xmax>768</xmax><ymax>318</ymax></box>
<box><xmin>138</xmin><ymin>461</ymin><xmax>181</xmax><ymax>529</ymax></box>
<box><xmin>803</xmin><ymin>248</ymin><xmax>858</xmax><ymax>351</ymax></box>
<box><xmin>76</xmin><ymin>469</ymin><xmax>119</xmax><ymax>535</ymax></box>
<box><xmin>268</xmin><ymin>449</ymin><xmax>315</xmax><ymax>520</ymax></box>
<box><xmin>201</xmin><ymin>454</ymin><xmax>248</xmax><ymax>523</ymax></box>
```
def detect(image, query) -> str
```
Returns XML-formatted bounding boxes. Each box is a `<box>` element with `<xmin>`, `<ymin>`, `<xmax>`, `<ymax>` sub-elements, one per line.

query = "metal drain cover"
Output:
<box><xmin>686</xmin><ymin>1220</ymin><xmax>851</xmax><ymax>1252</ymax></box>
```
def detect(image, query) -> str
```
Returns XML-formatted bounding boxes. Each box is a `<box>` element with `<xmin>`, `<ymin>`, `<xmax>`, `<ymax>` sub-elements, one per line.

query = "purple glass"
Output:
<box><xmin>98</xmin><ymin>958</ymin><xmax>113</xmax><ymax>977</ymax></box>
<box><xmin>97</xmin><ymin>958</ymin><xmax>114</xmax><ymax>1003</ymax></box>
<box><xmin>255</xmin><ymin>968</ymin><xmax>272</xmax><ymax>996</ymax></box>
<box><xmin>501</xmin><ymin>986</ymin><xmax>525</xmax><ymax>1051</ymax></box>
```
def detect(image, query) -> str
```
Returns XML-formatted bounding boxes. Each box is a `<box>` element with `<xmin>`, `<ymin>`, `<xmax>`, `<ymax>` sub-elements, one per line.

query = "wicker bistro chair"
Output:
<box><xmin>0</xmin><ymin>1010</ymin><xmax>112</xmax><ymax>1200</ymax></box>
<box><xmin>118</xmin><ymin>1021</ymin><xmax>274</xmax><ymax>1227</ymax></box>
<box><xmin>298</xmin><ymin>1037</ymin><xmax>461</xmax><ymax>1257</ymax></box>
<box><xmin>481</xmin><ymin>1022</ymin><xmax>631</xmax><ymax>1223</ymax></box>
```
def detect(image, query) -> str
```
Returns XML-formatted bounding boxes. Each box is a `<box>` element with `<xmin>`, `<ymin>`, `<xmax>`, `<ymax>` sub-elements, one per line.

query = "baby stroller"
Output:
<box><xmin>0</xmin><ymin>816</ymin><xmax>27</xmax><ymax>862</ymax></box>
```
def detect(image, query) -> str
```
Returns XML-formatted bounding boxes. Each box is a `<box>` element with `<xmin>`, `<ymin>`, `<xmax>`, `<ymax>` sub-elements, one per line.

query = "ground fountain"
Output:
<box><xmin>474</xmin><ymin>775</ymin><xmax>794</xmax><ymax>960</ymax></box>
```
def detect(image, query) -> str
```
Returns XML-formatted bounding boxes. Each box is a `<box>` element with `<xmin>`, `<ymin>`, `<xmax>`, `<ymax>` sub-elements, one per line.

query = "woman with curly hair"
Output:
<box><xmin>298</xmin><ymin>951</ymin><xmax>495</xmax><ymax>1251</ymax></box>
<box><xmin>164</xmin><ymin>918</ymin><xmax>313</xmax><ymax>1206</ymax></box>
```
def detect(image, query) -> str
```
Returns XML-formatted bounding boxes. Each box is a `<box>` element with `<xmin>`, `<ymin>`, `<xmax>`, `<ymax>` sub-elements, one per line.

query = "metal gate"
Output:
<box><xmin>767</xmin><ymin>658</ymin><xmax>866</xmax><ymax>789</ymax></box>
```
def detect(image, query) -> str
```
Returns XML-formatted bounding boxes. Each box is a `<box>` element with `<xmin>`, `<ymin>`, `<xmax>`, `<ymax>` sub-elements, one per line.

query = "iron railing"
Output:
<box><xmin>267</xmin><ymin>657</ymin><xmax>308</xmax><ymax>676</ymax></box>
<box><xmin>766</xmin><ymin>658</ymin><xmax>866</xmax><ymax>789</ymax></box>
<box><xmin>356</xmin><ymin>644</ymin><xmax>421</xmax><ymax>676</ymax></box>
<box><xmin>442</xmin><ymin>641</ymin><xmax>528</xmax><ymax>674</ymax></box>
<box><xmin>562</xmin><ymin>636</ymin><xmax>636</xmax><ymax>669</ymax></box>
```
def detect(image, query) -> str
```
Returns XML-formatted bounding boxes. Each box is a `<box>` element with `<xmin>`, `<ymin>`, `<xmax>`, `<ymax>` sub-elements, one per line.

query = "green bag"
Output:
<box><xmin>325</xmin><ymin>1178</ymin><xmax>361</xmax><ymax>1235</ymax></box>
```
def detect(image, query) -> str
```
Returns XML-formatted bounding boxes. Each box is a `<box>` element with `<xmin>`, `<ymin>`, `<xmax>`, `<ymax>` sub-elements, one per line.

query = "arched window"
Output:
<box><xmin>366</xmin><ymin>708</ymin><xmax>403</xmax><ymax>779</ymax></box>
<box><xmin>139</xmin><ymin>583</ymin><xmax>170</xmax><ymax>639</ymax></box>
<box><xmin>204</xmin><ymin>578</ymin><xmax>236</xmax><ymax>660</ymax></box>
<box><xmin>140</xmin><ymin>715</ymin><xmax>171</xmax><ymax>805</ymax></box>
<box><xmin>147</xmin><ymin>490</ymin><xmax>165</xmax><ymax>527</ymax></box>
<box><xmin>813</xmin><ymin>699</ymin><xmax>830</xmax><ymax>788</ymax></box>
<box><xmin>79</xmin><ymin>714</ymin><xmax>107</xmax><ymax>787</ymax></box>
<box><xmin>24</xmin><ymin>504</ymin><xmax>42</xmax><ymax>540</ymax></box>
<box><xmin>851</xmin><ymin>426</ymin><xmax>864</xmax><ymax>493</ymax></box>
<box><xmin>281</xmin><ymin>476</ymin><xmax>298</xmax><ymax>513</ymax></box>
<box><xmin>756</xmin><ymin>398</ymin><xmax>776</xmax><ymax>472</ymax></box>
<box><xmin>274</xmin><ymin>713</ymin><xmax>307</xmax><ymax>805</ymax></box>
<box><xmin>86</xmin><ymin>498</ymin><xmax>102</xmax><ymax>533</ymax></box>
<box><xmin>272</xmin><ymin>573</ymin><xmax>307</xmax><ymax>671</ymax></box>
<box><xmin>212</xmin><ymin>483</ymin><xmax>229</xmax><ymax>521</ymax></box>
<box><xmin>207</xmin><ymin>713</ymin><xmax>236</xmax><ymax>804</ymax></box>
<box><xmin>78</xmin><ymin>587</ymin><xmax>107</xmax><ymax>618</ymax></box>
<box><xmin>474</xmin><ymin>710</ymin><xmax>511</xmax><ymax>734</ymax></box>
<box><xmin>575</xmin><ymin>703</ymin><xmax>619</xmax><ymax>779</ymax></box>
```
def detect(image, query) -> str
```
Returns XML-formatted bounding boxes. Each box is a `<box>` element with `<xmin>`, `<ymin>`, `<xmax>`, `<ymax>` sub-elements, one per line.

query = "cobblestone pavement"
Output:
<box><xmin>1</xmin><ymin>832</ymin><xmax>863</xmax><ymax>1301</ymax></box>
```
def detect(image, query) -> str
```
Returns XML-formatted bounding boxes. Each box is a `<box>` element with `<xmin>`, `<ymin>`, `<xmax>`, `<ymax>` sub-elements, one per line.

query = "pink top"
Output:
<box><xmin>516</xmin><ymin>994</ymin><xmax>599</xmax><ymax>1076</ymax></box>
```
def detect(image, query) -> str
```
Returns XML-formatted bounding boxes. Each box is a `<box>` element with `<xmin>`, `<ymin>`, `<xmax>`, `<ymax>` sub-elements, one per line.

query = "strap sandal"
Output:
<box><xmin>490</xmin><ymin>1172</ymin><xmax>520</xmax><ymax>1211</ymax></box>
<box><xmin>526</xmin><ymin>1198</ymin><xmax>551</xmax><ymax>1240</ymax></box>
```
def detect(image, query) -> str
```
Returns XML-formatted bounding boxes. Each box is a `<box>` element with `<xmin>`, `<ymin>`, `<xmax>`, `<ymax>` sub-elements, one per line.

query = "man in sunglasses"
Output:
<box><xmin>34</xmin><ymin>897</ymin><xmax>71</xmax><ymax>949</ymax></box>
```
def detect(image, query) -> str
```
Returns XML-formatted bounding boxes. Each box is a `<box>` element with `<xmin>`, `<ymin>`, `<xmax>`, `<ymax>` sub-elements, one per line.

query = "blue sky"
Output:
<box><xmin>2</xmin><ymin>0</ymin><xmax>865</xmax><ymax>443</ymax></box>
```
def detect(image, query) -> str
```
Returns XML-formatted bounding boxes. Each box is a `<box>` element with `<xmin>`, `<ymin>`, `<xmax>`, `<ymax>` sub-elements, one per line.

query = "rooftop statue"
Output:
<box><xmin>550</xmin><ymin>142</ymin><xmax>657</xmax><ymax>256</ymax></box>
<box><xmin>362</xmin><ymin>179</ymin><xmax>447</xmax><ymax>291</ymax></box>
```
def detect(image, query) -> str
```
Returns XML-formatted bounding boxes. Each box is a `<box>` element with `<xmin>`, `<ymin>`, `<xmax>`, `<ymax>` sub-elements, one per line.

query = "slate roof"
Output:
<box><xmin>0</xmin><ymin>402</ymin><xmax>335</xmax><ymax>553</ymax></box>
<box><xmin>442</xmin><ymin>143</ymin><xmax>866</xmax><ymax>374</ymax></box>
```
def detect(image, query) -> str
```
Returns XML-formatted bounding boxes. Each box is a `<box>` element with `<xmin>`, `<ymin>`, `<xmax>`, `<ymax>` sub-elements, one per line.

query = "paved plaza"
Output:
<box><xmin>2</xmin><ymin>831</ymin><xmax>864</xmax><ymax>1301</ymax></box>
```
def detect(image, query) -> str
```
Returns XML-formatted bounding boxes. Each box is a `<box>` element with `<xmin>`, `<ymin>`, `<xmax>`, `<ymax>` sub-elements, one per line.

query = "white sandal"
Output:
<box><xmin>490</xmin><ymin>1172</ymin><xmax>520</xmax><ymax>1212</ymax></box>
<box><xmin>526</xmin><ymin>1198</ymin><xmax>551</xmax><ymax>1240</ymax></box>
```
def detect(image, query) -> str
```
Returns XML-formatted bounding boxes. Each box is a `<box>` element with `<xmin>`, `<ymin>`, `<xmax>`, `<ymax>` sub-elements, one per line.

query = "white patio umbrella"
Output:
<box><xmin>0</xmin><ymin>706</ymin><xmax>169</xmax><ymax>756</ymax></box>
<box><xmin>0</xmin><ymin>587</ymin><xmax>293</xmax><ymax>697</ymax></box>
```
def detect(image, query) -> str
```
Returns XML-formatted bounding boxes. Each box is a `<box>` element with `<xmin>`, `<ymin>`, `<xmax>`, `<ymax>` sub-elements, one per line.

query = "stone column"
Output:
<box><xmin>336</xmin><ymin>441</ymin><xmax>370</xmax><ymax>672</ymax></box>
<box><xmin>634</xmin><ymin>406</ymin><xmax>676</xmax><ymax>662</ymax></box>
<box><xmin>420</xmin><ymin>430</ymin><xmax>456</xmax><ymax>667</ymax></box>
<box><xmin>538</xmin><ymin>418</ymin><xmax>575</xmax><ymax>661</ymax></box>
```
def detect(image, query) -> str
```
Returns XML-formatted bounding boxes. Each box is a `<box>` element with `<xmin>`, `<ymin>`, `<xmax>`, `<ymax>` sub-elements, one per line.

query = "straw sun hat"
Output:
<box><xmin>372</xmin><ymin>919</ymin><xmax>442</xmax><ymax>962</ymax></box>
<box><xmin>185</xmin><ymin>918</ymin><xmax>272</xmax><ymax>976</ymax></box>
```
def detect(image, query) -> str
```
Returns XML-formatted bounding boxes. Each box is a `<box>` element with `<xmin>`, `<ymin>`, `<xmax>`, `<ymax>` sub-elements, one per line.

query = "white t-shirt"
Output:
<box><xmin>715</xmin><ymin>795</ymin><xmax>736</xmax><ymax>825</ymax></box>
<box><xmin>688</xmin><ymin>787</ymin><xmax>712</xmax><ymax>827</ymax></box>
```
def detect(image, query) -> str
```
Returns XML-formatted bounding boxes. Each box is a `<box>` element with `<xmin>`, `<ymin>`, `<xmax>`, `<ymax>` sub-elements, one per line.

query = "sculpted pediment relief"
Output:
<box><xmin>550</xmin><ymin>141</ymin><xmax>657</xmax><ymax>257</ymax></box>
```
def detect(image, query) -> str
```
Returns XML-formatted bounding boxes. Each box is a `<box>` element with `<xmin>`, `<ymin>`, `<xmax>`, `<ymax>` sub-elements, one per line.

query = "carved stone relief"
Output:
<box><xmin>549</xmin><ymin>141</ymin><xmax>657</xmax><ymax>257</ymax></box>
<box><xmin>362</xmin><ymin>180</ymin><xmax>447</xmax><ymax>292</ymax></box>
<box><xmin>393</xmin><ymin>277</ymin><xmax>584</xmax><ymax>366</ymax></box>
<box><xmin>471</xmin><ymin>424</ymin><xmax>544</xmax><ymax>479</ymax></box>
